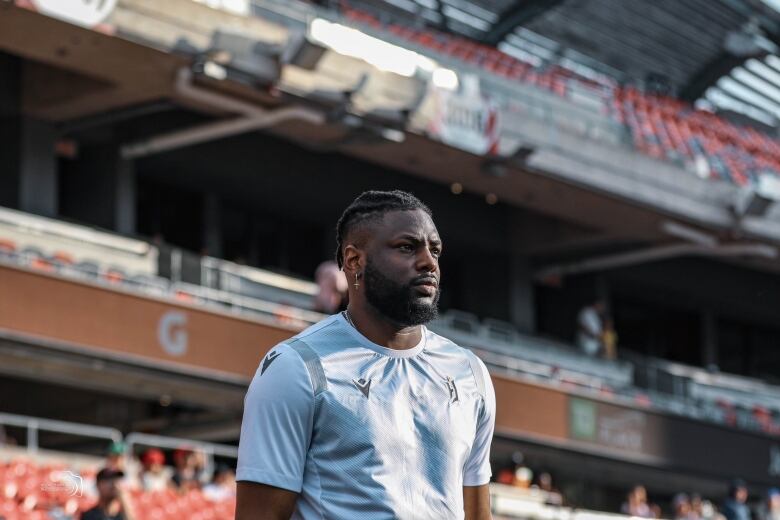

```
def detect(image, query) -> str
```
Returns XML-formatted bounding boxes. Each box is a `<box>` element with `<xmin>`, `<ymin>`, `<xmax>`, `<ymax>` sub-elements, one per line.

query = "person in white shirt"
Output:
<box><xmin>577</xmin><ymin>300</ymin><xmax>606</xmax><ymax>357</ymax></box>
<box><xmin>236</xmin><ymin>190</ymin><xmax>496</xmax><ymax>520</ymax></box>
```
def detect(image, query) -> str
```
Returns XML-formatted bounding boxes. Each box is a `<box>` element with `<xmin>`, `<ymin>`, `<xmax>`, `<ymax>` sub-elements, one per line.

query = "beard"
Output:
<box><xmin>363</xmin><ymin>258</ymin><xmax>440</xmax><ymax>327</ymax></box>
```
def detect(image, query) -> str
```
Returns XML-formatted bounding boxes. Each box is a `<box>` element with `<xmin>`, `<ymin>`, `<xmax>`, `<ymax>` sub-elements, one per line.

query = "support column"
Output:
<box><xmin>509</xmin><ymin>253</ymin><xmax>536</xmax><ymax>333</ymax></box>
<box><xmin>701</xmin><ymin>310</ymin><xmax>718</xmax><ymax>369</ymax></box>
<box><xmin>202</xmin><ymin>193</ymin><xmax>222</xmax><ymax>258</ymax></box>
<box><xmin>0</xmin><ymin>52</ymin><xmax>21</xmax><ymax>209</ymax></box>
<box><xmin>115</xmin><ymin>158</ymin><xmax>136</xmax><ymax>235</ymax></box>
<box><xmin>19</xmin><ymin>117</ymin><xmax>58</xmax><ymax>217</ymax></box>
<box><xmin>0</xmin><ymin>53</ymin><xmax>58</xmax><ymax>217</ymax></box>
<box><xmin>508</xmin><ymin>209</ymin><xmax>539</xmax><ymax>333</ymax></box>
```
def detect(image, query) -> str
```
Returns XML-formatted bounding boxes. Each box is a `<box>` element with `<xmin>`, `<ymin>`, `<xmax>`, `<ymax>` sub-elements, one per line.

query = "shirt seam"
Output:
<box><xmin>235</xmin><ymin>467</ymin><xmax>303</xmax><ymax>492</ymax></box>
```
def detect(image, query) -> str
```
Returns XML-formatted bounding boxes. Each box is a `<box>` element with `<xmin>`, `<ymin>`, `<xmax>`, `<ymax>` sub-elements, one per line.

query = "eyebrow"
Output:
<box><xmin>395</xmin><ymin>234</ymin><xmax>442</xmax><ymax>245</ymax></box>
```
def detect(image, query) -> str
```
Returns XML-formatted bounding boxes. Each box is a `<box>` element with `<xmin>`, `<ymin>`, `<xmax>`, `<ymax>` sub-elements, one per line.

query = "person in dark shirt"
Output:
<box><xmin>81</xmin><ymin>468</ymin><xmax>127</xmax><ymax>520</ymax></box>
<box><xmin>722</xmin><ymin>479</ymin><xmax>752</xmax><ymax>520</ymax></box>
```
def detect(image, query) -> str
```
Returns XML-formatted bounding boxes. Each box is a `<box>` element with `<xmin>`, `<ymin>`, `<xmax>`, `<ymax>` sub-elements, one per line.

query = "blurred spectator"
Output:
<box><xmin>756</xmin><ymin>488</ymin><xmax>780</xmax><ymax>520</ymax></box>
<box><xmin>494</xmin><ymin>465</ymin><xmax>515</xmax><ymax>485</ymax></box>
<box><xmin>622</xmin><ymin>485</ymin><xmax>656</xmax><ymax>518</ymax></box>
<box><xmin>0</xmin><ymin>426</ymin><xmax>16</xmax><ymax>446</ymax></box>
<box><xmin>577</xmin><ymin>300</ymin><xmax>608</xmax><ymax>357</ymax></box>
<box><xmin>533</xmin><ymin>471</ymin><xmax>564</xmax><ymax>506</ymax></box>
<box><xmin>171</xmin><ymin>448</ymin><xmax>207</xmax><ymax>491</ymax></box>
<box><xmin>674</xmin><ymin>493</ymin><xmax>692</xmax><ymax>520</ymax></box>
<box><xmin>602</xmin><ymin>317</ymin><xmax>618</xmax><ymax>360</ymax></box>
<box><xmin>80</xmin><ymin>468</ymin><xmax>128</xmax><ymax>520</ymax></box>
<box><xmin>722</xmin><ymin>479</ymin><xmax>751</xmax><ymax>520</ymax></box>
<box><xmin>138</xmin><ymin>449</ymin><xmax>171</xmax><ymax>492</ymax></box>
<box><xmin>203</xmin><ymin>464</ymin><xmax>236</xmax><ymax>502</ymax></box>
<box><xmin>105</xmin><ymin>442</ymin><xmax>126</xmax><ymax>472</ymax></box>
<box><xmin>313</xmin><ymin>261</ymin><xmax>348</xmax><ymax>314</ymax></box>
<box><xmin>511</xmin><ymin>452</ymin><xmax>533</xmax><ymax>490</ymax></box>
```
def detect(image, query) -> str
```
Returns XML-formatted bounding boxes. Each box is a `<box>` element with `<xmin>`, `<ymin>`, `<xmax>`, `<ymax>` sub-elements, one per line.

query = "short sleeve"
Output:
<box><xmin>236</xmin><ymin>342</ymin><xmax>315</xmax><ymax>493</ymax></box>
<box><xmin>462</xmin><ymin>355</ymin><xmax>496</xmax><ymax>486</ymax></box>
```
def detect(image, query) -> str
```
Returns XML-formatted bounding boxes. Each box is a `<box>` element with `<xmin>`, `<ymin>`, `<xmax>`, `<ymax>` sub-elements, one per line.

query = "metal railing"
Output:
<box><xmin>0</xmin><ymin>412</ymin><xmax>122</xmax><ymax>456</ymax></box>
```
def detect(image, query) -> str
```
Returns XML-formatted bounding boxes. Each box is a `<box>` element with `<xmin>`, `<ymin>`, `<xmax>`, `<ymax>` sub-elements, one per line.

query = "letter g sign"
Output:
<box><xmin>158</xmin><ymin>311</ymin><xmax>188</xmax><ymax>356</ymax></box>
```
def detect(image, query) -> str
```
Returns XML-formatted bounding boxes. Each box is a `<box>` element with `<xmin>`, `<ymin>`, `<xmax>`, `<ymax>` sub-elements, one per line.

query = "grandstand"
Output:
<box><xmin>1</xmin><ymin>0</ymin><xmax>780</xmax><ymax>518</ymax></box>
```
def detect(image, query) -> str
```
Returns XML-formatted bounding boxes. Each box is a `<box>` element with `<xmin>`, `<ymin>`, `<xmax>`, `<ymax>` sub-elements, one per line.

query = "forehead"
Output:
<box><xmin>375</xmin><ymin>209</ymin><xmax>438</xmax><ymax>238</ymax></box>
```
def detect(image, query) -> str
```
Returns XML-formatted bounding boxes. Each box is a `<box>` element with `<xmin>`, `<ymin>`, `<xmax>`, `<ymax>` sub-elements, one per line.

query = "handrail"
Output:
<box><xmin>0</xmin><ymin>412</ymin><xmax>122</xmax><ymax>455</ymax></box>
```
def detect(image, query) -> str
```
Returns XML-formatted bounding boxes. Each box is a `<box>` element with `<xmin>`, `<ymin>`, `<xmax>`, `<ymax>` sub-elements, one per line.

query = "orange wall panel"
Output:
<box><xmin>0</xmin><ymin>264</ymin><xmax>298</xmax><ymax>378</ymax></box>
<box><xmin>493</xmin><ymin>374</ymin><xmax>568</xmax><ymax>441</ymax></box>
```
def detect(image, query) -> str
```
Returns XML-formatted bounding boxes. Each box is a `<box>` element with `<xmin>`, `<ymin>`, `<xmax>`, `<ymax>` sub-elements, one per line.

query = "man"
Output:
<box><xmin>137</xmin><ymin>448</ymin><xmax>171</xmax><ymax>492</ymax></box>
<box><xmin>236</xmin><ymin>190</ymin><xmax>496</xmax><ymax>519</ymax></box>
<box><xmin>756</xmin><ymin>488</ymin><xmax>780</xmax><ymax>520</ymax></box>
<box><xmin>722</xmin><ymin>479</ymin><xmax>752</xmax><ymax>520</ymax></box>
<box><xmin>673</xmin><ymin>493</ymin><xmax>692</xmax><ymax>520</ymax></box>
<box><xmin>81</xmin><ymin>468</ymin><xmax>129</xmax><ymax>520</ymax></box>
<box><xmin>312</xmin><ymin>260</ymin><xmax>348</xmax><ymax>313</ymax></box>
<box><xmin>577</xmin><ymin>300</ymin><xmax>607</xmax><ymax>357</ymax></box>
<box><xmin>104</xmin><ymin>442</ymin><xmax>126</xmax><ymax>473</ymax></box>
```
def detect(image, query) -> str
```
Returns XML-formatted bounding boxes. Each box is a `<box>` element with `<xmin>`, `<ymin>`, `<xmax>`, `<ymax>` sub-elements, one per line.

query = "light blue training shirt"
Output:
<box><xmin>237</xmin><ymin>313</ymin><xmax>496</xmax><ymax>519</ymax></box>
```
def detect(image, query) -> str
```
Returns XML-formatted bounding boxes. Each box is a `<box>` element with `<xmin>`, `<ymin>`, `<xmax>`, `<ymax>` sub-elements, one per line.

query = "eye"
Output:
<box><xmin>430</xmin><ymin>247</ymin><xmax>442</xmax><ymax>257</ymax></box>
<box><xmin>398</xmin><ymin>244</ymin><xmax>414</xmax><ymax>252</ymax></box>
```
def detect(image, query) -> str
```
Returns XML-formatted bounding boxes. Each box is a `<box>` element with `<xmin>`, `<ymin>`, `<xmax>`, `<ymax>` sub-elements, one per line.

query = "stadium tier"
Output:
<box><xmin>2</xmin><ymin>209</ymin><xmax>780</xmax><ymax>437</ymax></box>
<box><xmin>340</xmin><ymin>3</ymin><xmax>780</xmax><ymax>186</ymax></box>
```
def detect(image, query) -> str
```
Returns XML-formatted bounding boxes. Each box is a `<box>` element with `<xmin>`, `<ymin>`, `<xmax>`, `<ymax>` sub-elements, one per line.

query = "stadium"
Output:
<box><xmin>1</xmin><ymin>0</ymin><xmax>780</xmax><ymax>518</ymax></box>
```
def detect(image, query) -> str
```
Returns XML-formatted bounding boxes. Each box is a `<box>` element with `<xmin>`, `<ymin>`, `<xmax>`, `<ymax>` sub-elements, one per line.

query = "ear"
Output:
<box><xmin>342</xmin><ymin>243</ymin><xmax>364</xmax><ymax>275</ymax></box>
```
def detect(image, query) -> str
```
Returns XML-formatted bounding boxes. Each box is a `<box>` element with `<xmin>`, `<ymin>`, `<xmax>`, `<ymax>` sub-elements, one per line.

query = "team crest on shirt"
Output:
<box><xmin>261</xmin><ymin>351</ymin><xmax>281</xmax><ymax>375</ymax></box>
<box><xmin>445</xmin><ymin>376</ymin><xmax>459</xmax><ymax>404</ymax></box>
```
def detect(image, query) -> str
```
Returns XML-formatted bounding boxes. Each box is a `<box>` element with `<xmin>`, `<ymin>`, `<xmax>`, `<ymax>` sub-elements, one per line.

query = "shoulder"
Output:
<box><xmin>425</xmin><ymin>329</ymin><xmax>491</xmax><ymax>391</ymax></box>
<box><xmin>425</xmin><ymin>328</ymin><xmax>483</xmax><ymax>367</ymax></box>
<box><xmin>253</xmin><ymin>314</ymin><xmax>343</xmax><ymax>375</ymax></box>
<box><xmin>287</xmin><ymin>313</ymin><xmax>352</xmax><ymax>355</ymax></box>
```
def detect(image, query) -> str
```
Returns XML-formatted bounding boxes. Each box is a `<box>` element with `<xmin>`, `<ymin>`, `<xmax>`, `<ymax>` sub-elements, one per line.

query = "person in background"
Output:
<box><xmin>80</xmin><ymin>468</ymin><xmax>130</xmax><ymax>520</ymax></box>
<box><xmin>622</xmin><ymin>485</ymin><xmax>656</xmax><ymax>518</ymax></box>
<box><xmin>104</xmin><ymin>442</ymin><xmax>126</xmax><ymax>473</ymax></box>
<box><xmin>756</xmin><ymin>488</ymin><xmax>780</xmax><ymax>520</ymax></box>
<box><xmin>577</xmin><ymin>300</ymin><xmax>607</xmax><ymax>357</ymax></box>
<box><xmin>511</xmin><ymin>452</ymin><xmax>533</xmax><ymax>490</ymax></box>
<box><xmin>203</xmin><ymin>464</ymin><xmax>236</xmax><ymax>502</ymax></box>
<box><xmin>722</xmin><ymin>479</ymin><xmax>751</xmax><ymax>520</ymax></box>
<box><xmin>691</xmin><ymin>493</ymin><xmax>705</xmax><ymax>520</ymax></box>
<box><xmin>602</xmin><ymin>317</ymin><xmax>618</xmax><ymax>360</ymax></box>
<box><xmin>533</xmin><ymin>471</ymin><xmax>564</xmax><ymax>506</ymax></box>
<box><xmin>312</xmin><ymin>260</ymin><xmax>348</xmax><ymax>313</ymax></box>
<box><xmin>138</xmin><ymin>449</ymin><xmax>171</xmax><ymax>492</ymax></box>
<box><xmin>673</xmin><ymin>493</ymin><xmax>693</xmax><ymax>520</ymax></box>
<box><xmin>172</xmin><ymin>448</ymin><xmax>207</xmax><ymax>491</ymax></box>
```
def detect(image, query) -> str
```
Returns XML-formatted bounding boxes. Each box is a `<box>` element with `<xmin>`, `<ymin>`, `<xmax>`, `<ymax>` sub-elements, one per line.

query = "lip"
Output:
<box><xmin>413</xmin><ymin>284</ymin><xmax>436</xmax><ymax>296</ymax></box>
<box><xmin>412</xmin><ymin>277</ymin><xmax>438</xmax><ymax>288</ymax></box>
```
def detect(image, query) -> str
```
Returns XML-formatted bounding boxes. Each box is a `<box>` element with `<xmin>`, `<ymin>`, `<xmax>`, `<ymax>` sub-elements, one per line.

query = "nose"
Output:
<box><xmin>415</xmin><ymin>246</ymin><xmax>438</xmax><ymax>274</ymax></box>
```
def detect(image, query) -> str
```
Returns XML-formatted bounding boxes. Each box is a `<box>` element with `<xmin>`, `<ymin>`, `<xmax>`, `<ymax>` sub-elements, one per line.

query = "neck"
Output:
<box><xmin>346</xmin><ymin>303</ymin><xmax>422</xmax><ymax>350</ymax></box>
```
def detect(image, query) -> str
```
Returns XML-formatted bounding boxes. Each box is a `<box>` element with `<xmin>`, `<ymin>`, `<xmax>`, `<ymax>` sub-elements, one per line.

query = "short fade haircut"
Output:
<box><xmin>335</xmin><ymin>190</ymin><xmax>432</xmax><ymax>268</ymax></box>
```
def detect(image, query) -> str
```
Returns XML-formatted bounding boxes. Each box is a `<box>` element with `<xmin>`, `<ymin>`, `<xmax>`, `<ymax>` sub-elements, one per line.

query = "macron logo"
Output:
<box><xmin>352</xmin><ymin>378</ymin><xmax>372</xmax><ymax>398</ymax></box>
<box><xmin>261</xmin><ymin>351</ymin><xmax>281</xmax><ymax>375</ymax></box>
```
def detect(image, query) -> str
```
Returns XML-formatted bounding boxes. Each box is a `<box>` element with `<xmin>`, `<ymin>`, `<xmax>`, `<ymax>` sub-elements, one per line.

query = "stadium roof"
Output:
<box><xmin>345</xmin><ymin>0</ymin><xmax>780</xmax><ymax>126</ymax></box>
